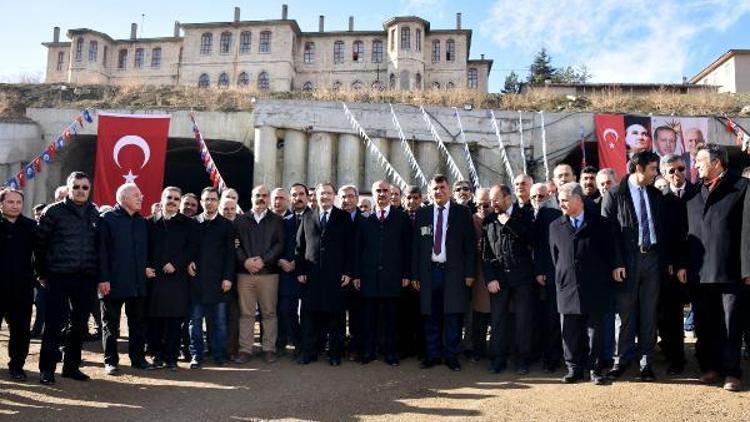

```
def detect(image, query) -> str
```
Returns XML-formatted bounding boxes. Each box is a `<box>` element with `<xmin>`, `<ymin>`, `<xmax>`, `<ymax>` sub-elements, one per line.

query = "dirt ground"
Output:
<box><xmin>1</xmin><ymin>322</ymin><xmax>749</xmax><ymax>422</ymax></box>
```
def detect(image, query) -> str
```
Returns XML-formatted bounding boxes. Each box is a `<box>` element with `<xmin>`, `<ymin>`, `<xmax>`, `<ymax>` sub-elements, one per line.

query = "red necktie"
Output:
<box><xmin>433</xmin><ymin>206</ymin><xmax>444</xmax><ymax>255</ymax></box>
<box><xmin>379</xmin><ymin>209</ymin><xmax>385</xmax><ymax>223</ymax></box>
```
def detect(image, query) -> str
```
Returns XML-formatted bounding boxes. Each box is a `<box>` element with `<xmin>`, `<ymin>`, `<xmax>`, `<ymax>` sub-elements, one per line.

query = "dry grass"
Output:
<box><xmin>1</xmin><ymin>83</ymin><xmax>750</xmax><ymax>119</ymax></box>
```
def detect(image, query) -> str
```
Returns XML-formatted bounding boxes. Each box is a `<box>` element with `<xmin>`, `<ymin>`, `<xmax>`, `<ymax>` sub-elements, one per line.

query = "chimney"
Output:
<box><xmin>234</xmin><ymin>7</ymin><xmax>240</xmax><ymax>22</ymax></box>
<box><xmin>53</xmin><ymin>26</ymin><xmax>60</xmax><ymax>43</ymax></box>
<box><xmin>348</xmin><ymin>16</ymin><xmax>354</xmax><ymax>32</ymax></box>
<box><xmin>319</xmin><ymin>15</ymin><xmax>325</xmax><ymax>32</ymax></box>
<box><xmin>130</xmin><ymin>23</ymin><xmax>137</xmax><ymax>40</ymax></box>
<box><xmin>682</xmin><ymin>76</ymin><xmax>688</xmax><ymax>84</ymax></box>
<box><xmin>281</xmin><ymin>4</ymin><xmax>288</xmax><ymax>20</ymax></box>
<box><xmin>174</xmin><ymin>21</ymin><xmax>180</xmax><ymax>37</ymax></box>
<box><xmin>456</xmin><ymin>13</ymin><xmax>462</xmax><ymax>30</ymax></box>
<box><xmin>480</xmin><ymin>54</ymin><xmax>485</xmax><ymax>60</ymax></box>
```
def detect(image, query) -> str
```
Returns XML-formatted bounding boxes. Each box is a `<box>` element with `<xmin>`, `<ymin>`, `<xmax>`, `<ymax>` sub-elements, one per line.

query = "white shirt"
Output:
<box><xmin>252</xmin><ymin>208</ymin><xmax>268</xmax><ymax>224</ymax></box>
<box><xmin>431</xmin><ymin>200</ymin><xmax>450</xmax><ymax>263</ymax></box>
<box><xmin>318</xmin><ymin>206</ymin><xmax>333</xmax><ymax>223</ymax></box>
<box><xmin>375</xmin><ymin>205</ymin><xmax>391</xmax><ymax>221</ymax></box>
<box><xmin>670</xmin><ymin>182</ymin><xmax>686</xmax><ymax>198</ymax></box>
<box><xmin>504</xmin><ymin>203</ymin><xmax>514</xmax><ymax>218</ymax></box>
<box><xmin>627</xmin><ymin>175</ymin><xmax>657</xmax><ymax>246</ymax></box>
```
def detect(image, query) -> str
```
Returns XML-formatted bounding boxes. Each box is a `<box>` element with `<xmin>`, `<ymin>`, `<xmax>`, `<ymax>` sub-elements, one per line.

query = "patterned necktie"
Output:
<box><xmin>433</xmin><ymin>206</ymin><xmax>444</xmax><ymax>255</ymax></box>
<box><xmin>379</xmin><ymin>209</ymin><xmax>385</xmax><ymax>223</ymax></box>
<box><xmin>638</xmin><ymin>188</ymin><xmax>652</xmax><ymax>247</ymax></box>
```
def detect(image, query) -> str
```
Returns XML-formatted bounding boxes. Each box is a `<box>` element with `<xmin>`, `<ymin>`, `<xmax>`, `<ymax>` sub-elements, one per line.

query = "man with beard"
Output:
<box><xmin>337</xmin><ymin>184</ymin><xmax>366</xmax><ymax>361</ymax></box>
<box><xmin>513</xmin><ymin>174</ymin><xmax>534</xmax><ymax>211</ymax></box>
<box><xmin>596</xmin><ymin>169</ymin><xmax>616</xmax><ymax>197</ymax></box>
<box><xmin>453</xmin><ymin>180</ymin><xmax>475</xmax><ymax>214</ymax></box>
<box><xmin>580</xmin><ymin>166</ymin><xmax>601</xmax><ymax>208</ymax></box>
<box><xmin>296</xmin><ymin>182</ymin><xmax>354</xmax><ymax>366</ymax></box>
<box><xmin>180</xmin><ymin>193</ymin><xmax>200</xmax><ymax>218</ymax></box>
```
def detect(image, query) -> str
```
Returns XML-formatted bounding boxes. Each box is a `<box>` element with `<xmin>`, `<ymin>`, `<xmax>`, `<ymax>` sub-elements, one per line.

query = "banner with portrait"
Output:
<box><xmin>650</xmin><ymin>116</ymin><xmax>708</xmax><ymax>183</ymax></box>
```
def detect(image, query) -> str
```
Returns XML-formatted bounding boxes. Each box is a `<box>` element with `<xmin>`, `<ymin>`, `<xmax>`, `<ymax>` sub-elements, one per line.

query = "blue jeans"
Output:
<box><xmin>189</xmin><ymin>302</ymin><xmax>228</xmax><ymax>363</ymax></box>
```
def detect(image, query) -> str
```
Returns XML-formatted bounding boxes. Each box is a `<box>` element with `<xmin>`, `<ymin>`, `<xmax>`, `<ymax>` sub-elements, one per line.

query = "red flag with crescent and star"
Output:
<box><xmin>94</xmin><ymin>113</ymin><xmax>170</xmax><ymax>213</ymax></box>
<box><xmin>595</xmin><ymin>114</ymin><xmax>627</xmax><ymax>181</ymax></box>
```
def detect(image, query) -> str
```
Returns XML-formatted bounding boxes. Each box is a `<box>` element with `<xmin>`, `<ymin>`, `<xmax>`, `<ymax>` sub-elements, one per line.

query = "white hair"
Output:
<box><xmin>558</xmin><ymin>182</ymin><xmax>583</xmax><ymax>199</ymax></box>
<box><xmin>116</xmin><ymin>183</ymin><xmax>139</xmax><ymax>205</ymax></box>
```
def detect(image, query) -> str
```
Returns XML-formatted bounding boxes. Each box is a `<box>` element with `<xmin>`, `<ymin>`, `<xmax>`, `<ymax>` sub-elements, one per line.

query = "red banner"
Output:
<box><xmin>595</xmin><ymin>114</ymin><xmax>627</xmax><ymax>181</ymax></box>
<box><xmin>94</xmin><ymin>114</ymin><xmax>170</xmax><ymax>214</ymax></box>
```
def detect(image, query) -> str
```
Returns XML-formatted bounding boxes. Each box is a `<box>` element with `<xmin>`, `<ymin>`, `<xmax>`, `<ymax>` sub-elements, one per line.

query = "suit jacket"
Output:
<box><xmin>601</xmin><ymin>178</ymin><xmax>667</xmax><ymax>290</ymax></box>
<box><xmin>295</xmin><ymin>206</ymin><xmax>354</xmax><ymax>312</ymax></box>
<box><xmin>279</xmin><ymin>210</ymin><xmax>307</xmax><ymax>297</ymax></box>
<box><xmin>354</xmin><ymin>207</ymin><xmax>412</xmax><ymax>298</ymax></box>
<box><xmin>192</xmin><ymin>214</ymin><xmax>235</xmax><ymax>304</ymax></box>
<box><xmin>549</xmin><ymin>211</ymin><xmax>614</xmax><ymax>315</ymax></box>
<box><xmin>533</xmin><ymin>205</ymin><xmax>562</xmax><ymax>280</ymax></box>
<box><xmin>482</xmin><ymin>206</ymin><xmax>536</xmax><ymax>287</ymax></box>
<box><xmin>411</xmin><ymin>201</ymin><xmax>476</xmax><ymax>315</ymax></box>
<box><xmin>685</xmin><ymin>173</ymin><xmax>750</xmax><ymax>284</ymax></box>
<box><xmin>662</xmin><ymin>182</ymin><xmax>696</xmax><ymax>271</ymax></box>
<box><xmin>471</xmin><ymin>213</ymin><xmax>490</xmax><ymax>313</ymax></box>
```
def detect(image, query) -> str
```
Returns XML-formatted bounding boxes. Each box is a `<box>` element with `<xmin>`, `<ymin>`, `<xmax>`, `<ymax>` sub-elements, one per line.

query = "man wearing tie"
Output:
<box><xmin>411</xmin><ymin>175</ymin><xmax>476</xmax><ymax>371</ymax></box>
<box><xmin>337</xmin><ymin>184</ymin><xmax>366</xmax><ymax>362</ymax></box>
<box><xmin>602</xmin><ymin>150</ymin><xmax>672</xmax><ymax>381</ymax></box>
<box><xmin>399</xmin><ymin>185</ymin><xmax>424</xmax><ymax>359</ymax></box>
<box><xmin>353</xmin><ymin>180</ymin><xmax>412</xmax><ymax>366</ymax></box>
<box><xmin>549</xmin><ymin>183</ymin><xmax>615</xmax><ymax>385</ymax></box>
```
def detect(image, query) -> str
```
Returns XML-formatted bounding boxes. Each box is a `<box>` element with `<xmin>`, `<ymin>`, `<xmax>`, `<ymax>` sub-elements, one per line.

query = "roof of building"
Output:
<box><xmin>382</xmin><ymin>16</ymin><xmax>431</xmax><ymax>31</ymax></box>
<box><xmin>529</xmin><ymin>82</ymin><xmax>718</xmax><ymax>89</ymax></box>
<box><xmin>180</xmin><ymin>19</ymin><xmax>303</xmax><ymax>36</ymax></box>
<box><xmin>467</xmin><ymin>58</ymin><xmax>494</xmax><ymax>74</ymax></box>
<box><xmin>689</xmin><ymin>49</ymin><xmax>750</xmax><ymax>83</ymax></box>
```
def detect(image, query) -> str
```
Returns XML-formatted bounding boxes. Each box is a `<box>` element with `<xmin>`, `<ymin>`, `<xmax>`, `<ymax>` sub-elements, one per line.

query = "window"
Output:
<box><xmin>218</xmin><ymin>72</ymin><xmax>230</xmax><ymax>87</ymax></box>
<box><xmin>415</xmin><ymin>29</ymin><xmax>421</xmax><ymax>51</ymax></box>
<box><xmin>238</xmin><ymin>72</ymin><xmax>249</xmax><ymax>86</ymax></box>
<box><xmin>304</xmin><ymin>42</ymin><xmax>315</xmax><ymax>64</ymax></box>
<box><xmin>352</xmin><ymin>41</ymin><xmax>364</xmax><ymax>63</ymax></box>
<box><xmin>117</xmin><ymin>49</ymin><xmax>128</xmax><ymax>70</ymax></box>
<box><xmin>389</xmin><ymin>73</ymin><xmax>396</xmax><ymax>89</ymax></box>
<box><xmin>334</xmin><ymin>41</ymin><xmax>344</xmax><ymax>64</ymax></box>
<box><xmin>432</xmin><ymin>81</ymin><xmax>440</xmax><ymax>89</ymax></box>
<box><xmin>220</xmin><ymin>31</ymin><xmax>232</xmax><ymax>54</ymax></box>
<box><xmin>332</xmin><ymin>81</ymin><xmax>342</xmax><ymax>91</ymax></box>
<box><xmin>415</xmin><ymin>72</ymin><xmax>422</xmax><ymax>88</ymax></box>
<box><xmin>75</xmin><ymin>37</ymin><xmax>84</xmax><ymax>61</ymax></box>
<box><xmin>88</xmin><ymin>41</ymin><xmax>98</xmax><ymax>62</ymax></box>
<box><xmin>446</xmin><ymin>39</ymin><xmax>455</xmax><ymax>62</ymax></box>
<box><xmin>151</xmin><ymin>48</ymin><xmax>161</xmax><ymax>68</ymax></box>
<box><xmin>239</xmin><ymin>31</ymin><xmax>251</xmax><ymax>54</ymax></box>
<box><xmin>371</xmin><ymin>40</ymin><xmax>383</xmax><ymax>63</ymax></box>
<box><xmin>352</xmin><ymin>80</ymin><xmax>363</xmax><ymax>90</ymax></box>
<box><xmin>56</xmin><ymin>52</ymin><xmax>64</xmax><ymax>71</ymax></box>
<box><xmin>447</xmin><ymin>81</ymin><xmax>455</xmax><ymax>89</ymax></box>
<box><xmin>302</xmin><ymin>81</ymin><xmax>313</xmax><ymax>92</ymax></box>
<box><xmin>103</xmin><ymin>46</ymin><xmax>108</xmax><ymax>67</ymax></box>
<box><xmin>257</xmin><ymin>71</ymin><xmax>269</xmax><ymax>90</ymax></box>
<box><xmin>259</xmin><ymin>31</ymin><xmax>271</xmax><ymax>53</ymax></box>
<box><xmin>198</xmin><ymin>73</ymin><xmax>210</xmax><ymax>88</ymax></box>
<box><xmin>200</xmin><ymin>33</ymin><xmax>213</xmax><ymax>55</ymax></box>
<box><xmin>400</xmin><ymin>27</ymin><xmax>410</xmax><ymax>50</ymax></box>
<box><xmin>134</xmin><ymin>48</ymin><xmax>144</xmax><ymax>69</ymax></box>
<box><xmin>431</xmin><ymin>40</ymin><xmax>440</xmax><ymax>63</ymax></box>
<box><xmin>468</xmin><ymin>68</ymin><xmax>478</xmax><ymax>89</ymax></box>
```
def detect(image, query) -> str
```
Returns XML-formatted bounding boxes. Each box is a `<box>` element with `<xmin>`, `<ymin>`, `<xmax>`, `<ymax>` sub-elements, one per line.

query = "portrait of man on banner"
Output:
<box><xmin>624</xmin><ymin>115</ymin><xmax>652</xmax><ymax>155</ymax></box>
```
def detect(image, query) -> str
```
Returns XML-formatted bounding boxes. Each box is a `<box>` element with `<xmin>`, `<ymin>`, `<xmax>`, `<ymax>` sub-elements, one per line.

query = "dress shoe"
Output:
<box><xmin>104</xmin><ymin>364</ymin><xmax>120</xmax><ymax>375</ymax></box>
<box><xmin>166</xmin><ymin>362</ymin><xmax>178</xmax><ymax>371</ymax></box>
<box><xmin>39</xmin><ymin>371</ymin><xmax>55</xmax><ymax>385</ymax></box>
<box><xmin>189</xmin><ymin>358</ymin><xmax>201</xmax><ymax>369</ymax></box>
<box><xmin>61</xmin><ymin>368</ymin><xmax>90</xmax><ymax>381</ymax></box>
<box><xmin>131</xmin><ymin>361</ymin><xmax>154</xmax><ymax>370</ymax></box>
<box><xmin>329</xmin><ymin>357</ymin><xmax>342</xmax><ymax>366</ymax></box>
<box><xmin>152</xmin><ymin>358</ymin><xmax>166</xmax><ymax>369</ymax></box>
<box><xmin>264</xmin><ymin>352</ymin><xmax>278</xmax><ymax>364</ymax></box>
<box><xmin>445</xmin><ymin>357</ymin><xmax>461</xmax><ymax>372</ymax></box>
<box><xmin>384</xmin><ymin>356</ymin><xmax>400</xmax><ymax>367</ymax></box>
<box><xmin>296</xmin><ymin>355</ymin><xmax>317</xmax><ymax>365</ymax></box>
<box><xmin>666</xmin><ymin>364</ymin><xmax>684</xmax><ymax>376</ymax></box>
<box><xmin>542</xmin><ymin>363</ymin><xmax>558</xmax><ymax>374</ymax></box>
<box><xmin>639</xmin><ymin>366</ymin><xmax>656</xmax><ymax>382</ymax></box>
<box><xmin>723</xmin><ymin>377</ymin><xmax>742</xmax><ymax>392</ymax></box>
<box><xmin>700</xmin><ymin>370</ymin><xmax>720</xmax><ymax>384</ymax></box>
<box><xmin>562</xmin><ymin>371</ymin><xmax>583</xmax><ymax>384</ymax></box>
<box><xmin>606</xmin><ymin>364</ymin><xmax>628</xmax><ymax>379</ymax></box>
<box><xmin>419</xmin><ymin>358</ymin><xmax>441</xmax><ymax>369</ymax></box>
<box><xmin>515</xmin><ymin>364</ymin><xmax>529</xmax><ymax>376</ymax></box>
<box><xmin>232</xmin><ymin>352</ymin><xmax>252</xmax><ymax>364</ymax></box>
<box><xmin>360</xmin><ymin>355</ymin><xmax>376</xmax><ymax>365</ymax></box>
<box><xmin>469</xmin><ymin>355</ymin><xmax>481</xmax><ymax>365</ymax></box>
<box><xmin>488</xmin><ymin>359</ymin><xmax>506</xmax><ymax>374</ymax></box>
<box><xmin>348</xmin><ymin>352</ymin><xmax>361</xmax><ymax>362</ymax></box>
<box><xmin>590</xmin><ymin>370</ymin><xmax>607</xmax><ymax>385</ymax></box>
<box><xmin>9</xmin><ymin>368</ymin><xmax>27</xmax><ymax>382</ymax></box>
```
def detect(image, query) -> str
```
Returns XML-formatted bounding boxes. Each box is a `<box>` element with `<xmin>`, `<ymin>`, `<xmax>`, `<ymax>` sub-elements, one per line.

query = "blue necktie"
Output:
<box><xmin>320</xmin><ymin>211</ymin><xmax>328</xmax><ymax>228</ymax></box>
<box><xmin>638</xmin><ymin>188</ymin><xmax>652</xmax><ymax>247</ymax></box>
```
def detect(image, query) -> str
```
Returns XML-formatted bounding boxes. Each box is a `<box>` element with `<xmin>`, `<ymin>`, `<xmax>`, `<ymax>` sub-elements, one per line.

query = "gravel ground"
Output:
<box><xmin>1</xmin><ymin>323</ymin><xmax>749</xmax><ymax>422</ymax></box>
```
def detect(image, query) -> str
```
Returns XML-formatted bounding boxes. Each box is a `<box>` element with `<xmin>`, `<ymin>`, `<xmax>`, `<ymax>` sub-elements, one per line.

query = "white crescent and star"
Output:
<box><xmin>112</xmin><ymin>135</ymin><xmax>151</xmax><ymax>183</ymax></box>
<box><xmin>602</xmin><ymin>128</ymin><xmax>618</xmax><ymax>150</ymax></box>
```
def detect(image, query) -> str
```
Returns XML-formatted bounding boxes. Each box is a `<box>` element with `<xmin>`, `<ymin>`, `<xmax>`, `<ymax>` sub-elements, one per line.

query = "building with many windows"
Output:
<box><xmin>43</xmin><ymin>5</ymin><xmax>493</xmax><ymax>92</ymax></box>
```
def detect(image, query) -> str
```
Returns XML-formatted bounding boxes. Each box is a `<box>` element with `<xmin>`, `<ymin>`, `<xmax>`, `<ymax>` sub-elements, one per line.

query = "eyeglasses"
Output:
<box><xmin>166</xmin><ymin>195</ymin><xmax>181</xmax><ymax>201</ymax></box>
<box><xmin>454</xmin><ymin>187</ymin><xmax>471</xmax><ymax>192</ymax></box>
<box><xmin>668</xmin><ymin>166</ymin><xmax>686</xmax><ymax>174</ymax></box>
<box><xmin>479</xmin><ymin>204</ymin><xmax>491</xmax><ymax>209</ymax></box>
<box><xmin>531</xmin><ymin>194</ymin><xmax>547</xmax><ymax>199</ymax></box>
<box><xmin>72</xmin><ymin>184</ymin><xmax>90</xmax><ymax>191</ymax></box>
<box><xmin>375</xmin><ymin>189</ymin><xmax>390</xmax><ymax>193</ymax></box>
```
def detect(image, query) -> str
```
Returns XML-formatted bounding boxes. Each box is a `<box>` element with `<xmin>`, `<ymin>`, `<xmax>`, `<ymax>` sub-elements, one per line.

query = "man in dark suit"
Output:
<box><xmin>411</xmin><ymin>175</ymin><xmax>476</xmax><ymax>371</ymax></box>
<box><xmin>580</xmin><ymin>166</ymin><xmax>601</xmax><ymax>206</ymax></box>
<box><xmin>295</xmin><ymin>182</ymin><xmax>353</xmax><ymax>366</ymax></box>
<box><xmin>549</xmin><ymin>182</ymin><xmax>615</xmax><ymax>385</ymax></box>
<box><xmin>602</xmin><ymin>150</ymin><xmax>673</xmax><ymax>381</ymax></box>
<box><xmin>483</xmin><ymin>184</ymin><xmax>536</xmax><ymax>375</ymax></box>
<box><xmin>677</xmin><ymin>144</ymin><xmax>750</xmax><ymax>392</ymax></box>
<box><xmin>338</xmin><ymin>184</ymin><xmax>366</xmax><ymax>362</ymax></box>
<box><xmin>657</xmin><ymin>154</ymin><xmax>694</xmax><ymax>375</ymax></box>
<box><xmin>399</xmin><ymin>185</ymin><xmax>425</xmax><ymax>359</ymax></box>
<box><xmin>513</xmin><ymin>174</ymin><xmax>534</xmax><ymax>212</ymax></box>
<box><xmin>353</xmin><ymin>180</ymin><xmax>412</xmax><ymax>366</ymax></box>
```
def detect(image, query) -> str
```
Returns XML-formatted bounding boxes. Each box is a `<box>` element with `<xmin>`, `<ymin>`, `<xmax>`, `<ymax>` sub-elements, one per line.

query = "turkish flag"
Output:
<box><xmin>595</xmin><ymin>114</ymin><xmax>627</xmax><ymax>181</ymax></box>
<box><xmin>94</xmin><ymin>113</ymin><xmax>170</xmax><ymax>214</ymax></box>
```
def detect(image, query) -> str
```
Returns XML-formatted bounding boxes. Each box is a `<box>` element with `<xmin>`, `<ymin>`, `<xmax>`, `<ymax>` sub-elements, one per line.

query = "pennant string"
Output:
<box><xmin>389</xmin><ymin>104</ymin><xmax>428</xmax><ymax>189</ymax></box>
<box><xmin>518</xmin><ymin>111</ymin><xmax>527</xmax><ymax>175</ymax></box>
<box><xmin>419</xmin><ymin>106</ymin><xmax>465</xmax><ymax>182</ymax></box>
<box><xmin>489</xmin><ymin>110</ymin><xmax>515</xmax><ymax>183</ymax></box>
<box><xmin>190</xmin><ymin>112</ymin><xmax>228</xmax><ymax>192</ymax></box>
<box><xmin>539</xmin><ymin>111</ymin><xmax>550</xmax><ymax>181</ymax></box>
<box><xmin>452</xmin><ymin>107</ymin><xmax>481</xmax><ymax>189</ymax></box>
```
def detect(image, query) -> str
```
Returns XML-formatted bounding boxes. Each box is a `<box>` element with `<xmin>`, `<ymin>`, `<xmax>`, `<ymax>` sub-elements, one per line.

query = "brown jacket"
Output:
<box><xmin>471</xmin><ymin>213</ymin><xmax>490</xmax><ymax>313</ymax></box>
<box><xmin>235</xmin><ymin>210</ymin><xmax>285</xmax><ymax>275</ymax></box>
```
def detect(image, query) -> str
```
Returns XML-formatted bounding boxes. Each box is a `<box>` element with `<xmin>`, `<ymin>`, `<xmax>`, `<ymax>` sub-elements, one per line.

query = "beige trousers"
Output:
<box><xmin>237</xmin><ymin>273</ymin><xmax>279</xmax><ymax>353</ymax></box>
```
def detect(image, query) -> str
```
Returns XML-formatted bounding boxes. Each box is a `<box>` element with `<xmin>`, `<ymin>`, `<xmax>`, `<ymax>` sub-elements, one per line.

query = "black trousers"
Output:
<box><xmin>470</xmin><ymin>311</ymin><xmax>491</xmax><ymax>358</ymax></box>
<box><xmin>657</xmin><ymin>276</ymin><xmax>687</xmax><ymax>368</ymax></box>
<box><xmin>277</xmin><ymin>294</ymin><xmax>302</xmax><ymax>352</ymax></box>
<box><xmin>346</xmin><ymin>290</ymin><xmax>365</xmax><ymax>356</ymax></box>
<box><xmin>39</xmin><ymin>273</ymin><xmax>96</xmax><ymax>372</ymax></box>
<box><xmin>538</xmin><ymin>283</ymin><xmax>563</xmax><ymax>367</ymax></box>
<box><xmin>101</xmin><ymin>296</ymin><xmax>147</xmax><ymax>366</ymax></box>
<box><xmin>397</xmin><ymin>288</ymin><xmax>424</xmax><ymax>358</ymax></box>
<box><xmin>0</xmin><ymin>284</ymin><xmax>33</xmax><ymax>371</ymax></box>
<box><xmin>302</xmin><ymin>310</ymin><xmax>344</xmax><ymax>359</ymax></box>
<box><xmin>561</xmin><ymin>313</ymin><xmax>603</xmax><ymax>374</ymax></box>
<box><xmin>364</xmin><ymin>297</ymin><xmax>398</xmax><ymax>358</ymax></box>
<box><xmin>489</xmin><ymin>281</ymin><xmax>534</xmax><ymax>364</ymax></box>
<box><xmin>694</xmin><ymin>283</ymin><xmax>745</xmax><ymax>378</ymax></box>
<box><xmin>226</xmin><ymin>295</ymin><xmax>240</xmax><ymax>356</ymax></box>
<box><xmin>149</xmin><ymin>317</ymin><xmax>182</xmax><ymax>364</ymax></box>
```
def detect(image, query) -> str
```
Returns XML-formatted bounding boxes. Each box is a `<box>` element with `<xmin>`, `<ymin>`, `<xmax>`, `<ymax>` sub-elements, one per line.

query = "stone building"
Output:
<box><xmin>690</xmin><ymin>49</ymin><xmax>750</xmax><ymax>93</ymax></box>
<box><xmin>43</xmin><ymin>5</ymin><xmax>493</xmax><ymax>92</ymax></box>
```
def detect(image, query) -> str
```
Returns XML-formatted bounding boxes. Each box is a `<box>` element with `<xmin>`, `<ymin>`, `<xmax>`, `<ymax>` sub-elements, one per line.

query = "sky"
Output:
<box><xmin>2</xmin><ymin>0</ymin><xmax>750</xmax><ymax>91</ymax></box>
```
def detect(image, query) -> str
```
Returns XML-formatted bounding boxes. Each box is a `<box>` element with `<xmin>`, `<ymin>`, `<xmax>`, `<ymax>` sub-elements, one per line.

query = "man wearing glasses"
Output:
<box><xmin>452</xmin><ymin>180</ymin><xmax>475</xmax><ymax>214</ymax></box>
<box><xmin>36</xmin><ymin>172</ymin><xmax>100</xmax><ymax>384</ymax></box>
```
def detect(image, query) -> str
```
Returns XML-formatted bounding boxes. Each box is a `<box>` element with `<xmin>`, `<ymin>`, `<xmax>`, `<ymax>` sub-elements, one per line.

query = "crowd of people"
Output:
<box><xmin>1</xmin><ymin>143</ymin><xmax>748</xmax><ymax>392</ymax></box>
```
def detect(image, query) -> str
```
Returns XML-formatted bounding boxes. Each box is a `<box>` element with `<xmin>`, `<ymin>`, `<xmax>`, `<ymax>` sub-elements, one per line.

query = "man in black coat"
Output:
<box><xmin>187</xmin><ymin>187</ymin><xmax>234</xmax><ymax>367</ymax></box>
<box><xmin>295</xmin><ymin>182</ymin><xmax>353</xmax><ymax>366</ymax></box>
<box><xmin>602</xmin><ymin>151</ymin><xmax>672</xmax><ymax>382</ymax></box>
<box><xmin>677</xmin><ymin>144</ymin><xmax>750</xmax><ymax>392</ymax></box>
<box><xmin>36</xmin><ymin>171</ymin><xmax>99</xmax><ymax>384</ymax></box>
<box><xmin>549</xmin><ymin>182</ymin><xmax>615</xmax><ymax>385</ymax></box>
<box><xmin>98</xmin><ymin>183</ymin><xmax>151</xmax><ymax>375</ymax></box>
<box><xmin>338</xmin><ymin>184</ymin><xmax>366</xmax><ymax>362</ymax></box>
<box><xmin>399</xmin><ymin>185</ymin><xmax>425</xmax><ymax>359</ymax></box>
<box><xmin>146</xmin><ymin>187</ymin><xmax>198</xmax><ymax>371</ymax></box>
<box><xmin>483</xmin><ymin>184</ymin><xmax>536</xmax><ymax>375</ymax></box>
<box><xmin>411</xmin><ymin>175</ymin><xmax>476</xmax><ymax>372</ymax></box>
<box><xmin>0</xmin><ymin>188</ymin><xmax>37</xmax><ymax>381</ymax></box>
<box><xmin>353</xmin><ymin>180</ymin><xmax>412</xmax><ymax>366</ymax></box>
